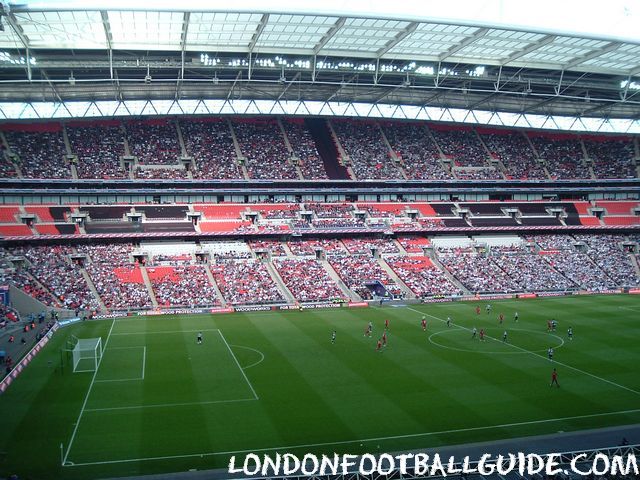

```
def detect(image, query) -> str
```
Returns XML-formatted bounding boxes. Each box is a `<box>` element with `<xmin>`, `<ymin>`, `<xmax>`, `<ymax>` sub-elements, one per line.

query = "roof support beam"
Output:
<box><xmin>248</xmin><ymin>14</ymin><xmax>269</xmax><ymax>54</ymax></box>
<box><xmin>113</xmin><ymin>69</ymin><xmax>123</xmax><ymax>102</ymax></box>
<box><xmin>277</xmin><ymin>72</ymin><xmax>301</xmax><ymax>101</ymax></box>
<box><xmin>376</xmin><ymin>22</ymin><xmax>418</xmax><ymax>59</ymax></box>
<box><xmin>562</xmin><ymin>42</ymin><xmax>620</xmax><ymax>70</ymax></box>
<box><xmin>501</xmin><ymin>35</ymin><xmax>556</xmax><ymax>65</ymax></box>
<box><xmin>327</xmin><ymin>74</ymin><xmax>358</xmax><ymax>102</ymax></box>
<box><xmin>41</xmin><ymin>70</ymin><xmax>63</xmax><ymax>104</ymax></box>
<box><xmin>100</xmin><ymin>11</ymin><xmax>113</xmax><ymax>79</ymax></box>
<box><xmin>226</xmin><ymin>70</ymin><xmax>243</xmax><ymax>101</ymax></box>
<box><xmin>176</xmin><ymin>12</ymin><xmax>190</xmax><ymax>99</ymax></box>
<box><xmin>179</xmin><ymin>12</ymin><xmax>190</xmax><ymax>79</ymax></box>
<box><xmin>581</xmin><ymin>90</ymin><xmax>639</xmax><ymax>116</ymax></box>
<box><xmin>438</xmin><ymin>28</ymin><xmax>489</xmax><ymax>62</ymax></box>
<box><xmin>313</xmin><ymin>17</ymin><xmax>346</xmax><ymax>55</ymax></box>
<box><xmin>5</xmin><ymin>13</ymin><xmax>32</xmax><ymax>81</ymax></box>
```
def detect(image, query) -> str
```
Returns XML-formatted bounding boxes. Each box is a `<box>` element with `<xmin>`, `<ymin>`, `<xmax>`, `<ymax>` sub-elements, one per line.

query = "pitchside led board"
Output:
<box><xmin>0</xmin><ymin>286</ymin><xmax>9</xmax><ymax>306</ymax></box>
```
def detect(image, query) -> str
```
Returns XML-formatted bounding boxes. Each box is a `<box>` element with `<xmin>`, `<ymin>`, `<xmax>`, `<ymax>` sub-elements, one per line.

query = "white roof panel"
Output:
<box><xmin>14</xmin><ymin>11</ymin><xmax>106</xmax><ymax>49</ymax></box>
<box><xmin>0</xmin><ymin>6</ymin><xmax>638</xmax><ymax>75</ymax></box>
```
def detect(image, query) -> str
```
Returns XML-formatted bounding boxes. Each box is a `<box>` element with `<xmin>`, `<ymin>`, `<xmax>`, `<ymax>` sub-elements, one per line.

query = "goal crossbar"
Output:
<box><xmin>72</xmin><ymin>338</ymin><xmax>103</xmax><ymax>373</ymax></box>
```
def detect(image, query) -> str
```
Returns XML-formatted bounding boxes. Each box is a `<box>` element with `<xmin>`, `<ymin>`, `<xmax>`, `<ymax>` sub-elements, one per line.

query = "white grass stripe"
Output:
<box><xmin>111</xmin><ymin>328</ymin><xmax>220</xmax><ymax>336</ymax></box>
<box><xmin>62</xmin><ymin>407</ymin><xmax>640</xmax><ymax>467</ymax></box>
<box><xmin>62</xmin><ymin>318</ymin><xmax>117</xmax><ymax>465</ymax></box>
<box><xmin>83</xmin><ymin>397</ymin><xmax>257</xmax><ymax>413</ymax></box>
<box><xmin>218</xmin><ymin>330</ymin><xmax>259</xmax><ymax>400</ymax></box>
<box><xmin>407</xmin><ymin>307</ymin><xmax>640</xmax><ymax>396</ymax></box>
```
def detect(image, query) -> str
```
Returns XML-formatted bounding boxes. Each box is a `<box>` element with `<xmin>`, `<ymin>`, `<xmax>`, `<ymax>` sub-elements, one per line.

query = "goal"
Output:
<box><xmin>72</xmin><ymin>338</ymin><xmax>103</xmax><ymax>373</ymax></box>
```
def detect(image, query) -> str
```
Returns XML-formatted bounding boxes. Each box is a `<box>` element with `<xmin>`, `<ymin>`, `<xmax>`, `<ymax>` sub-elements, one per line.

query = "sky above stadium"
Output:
<box><xmin>17</xmin><ymin>0</ymin><xmax>640</xmax><ymax>43</ymax></box>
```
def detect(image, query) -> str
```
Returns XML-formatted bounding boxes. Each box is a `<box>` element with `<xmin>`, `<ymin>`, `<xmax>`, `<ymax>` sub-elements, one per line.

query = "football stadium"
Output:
<box><xmin>0</xmin><ymin>1</ymin><xmax>639</xmax><ymax>479</ymax></box>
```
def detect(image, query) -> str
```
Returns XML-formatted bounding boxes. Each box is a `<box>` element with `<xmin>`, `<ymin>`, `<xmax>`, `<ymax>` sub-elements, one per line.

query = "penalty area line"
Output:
<box><xmin>62</xmin><ymin>407</ymin><xmax>640</xmax><ymax>467</ymax></box>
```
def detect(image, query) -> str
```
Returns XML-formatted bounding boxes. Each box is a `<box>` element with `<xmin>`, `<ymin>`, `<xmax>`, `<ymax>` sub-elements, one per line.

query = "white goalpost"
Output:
<box><xmin>71</xmin><ymin>338</ymin><xmax>103</xmax><ymax>373</ymax></box>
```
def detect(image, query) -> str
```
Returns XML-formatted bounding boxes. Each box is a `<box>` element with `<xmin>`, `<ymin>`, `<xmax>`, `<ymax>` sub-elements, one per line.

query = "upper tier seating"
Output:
<box><xmin>67</xmin><ymin>123</ymin><xmax>127</xmax><ymax>179</ymax></box>
<box><xmin>233</xmin><ymin>120</ymin><xmax>299</xmax><ymax>179</ymax></box>
<box><xmin>583</xmin><ymin>137</ymin><xmax>636</xmax><ymax>179</ymax></box>
<box><xmin>180</xmin><ymin>119</ymin><xmax>243</xmax><ymax>179</ymax></box>
<box><xmin>382</xmin><ymin>123</ymin><xmax>451</xmax><ymax>180</ymax></box>
<box><xmin>333</xmin><ymin>121</ymin><xmax>403</xmax><ymax>180</ymax></box>
<box><xmin>5</xmin><ymin>129</ymin><xmax>70</xmax><ymax>178</ymax></box>
<box><xmin>0</xmin><ymin>153</ymin><xmax>17</xmax><ymax>178</ymax></box>
<box><xmin>282</xmin><ymin>120</ymin><xmax>328</xmax><ymax>179</ymax></box>
<box><xmin>455</xmin><ymin>168</ymin><xmax>503</xmax><ymax>180</ymax></box>
<box><xmin>479</xmin><ymin>130</ymin><xmax>546</xmax><ymax>179</ymax></box>
<box><xmin>126</xmin><ymin>120</ymin><xmax>181</xmax><ymax>165</ymax></box>
<box><xmin>529</xmin><ymin>134</ymin><xmax>590</xmax><ymax>179</ymax></box>
<box><xmin>429</xmin><ymin>126</ymin><xmax>488</xmax><ymax>168</ymax></box>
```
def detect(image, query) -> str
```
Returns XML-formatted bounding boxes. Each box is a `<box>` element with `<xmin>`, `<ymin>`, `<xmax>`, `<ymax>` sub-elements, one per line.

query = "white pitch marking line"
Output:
<box><xmin>619</xmin><ymin>306</ymin><xmax>640</xmax><ymax>313</ymax></box>
<box><xmin>62</xmin><ymin>407</ymin><xmax>640</xmax><ymax>467</ymax></box>
<box><xmin>229</xmin><ymin>344</ymin><xmax>265</xmax><ymax>370</ymax></box>
<box><xmin>95</xmin><ymin>378</ymin><xmax>143</xmax><ymax>383</ymax></box>
<box><xmin>218</xmin><ymin>330</ymin><xmax>259</xmax><ymax>400</ymax></box>
<box><xmin>407</xmin><ymin>307</ymin><xmax>640</xmax><ymax>396</ymax></box>
<box><xmin>62</xmin><ymin>318</ymin><xmax>116</xmax><ymax>465</ymax></box>
<box><xmin>83</xmin><ymin>397</ymin><xmax>257</xmax><ymax>413</ymax></box>
<box><xmin>427</xmin><ymin>329</ymin><xmax>564</xmax><ymax>355</ymax></box>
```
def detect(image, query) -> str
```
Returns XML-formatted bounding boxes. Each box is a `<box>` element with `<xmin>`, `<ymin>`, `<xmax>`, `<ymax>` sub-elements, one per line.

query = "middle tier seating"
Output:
<box><xmin>273</xmin><ymin>258</ymin><xmax>345</xmax><ymax>302</ymax></box>
<box><xmin>148</xmin><ymin>265</ymin><xmax>220</xmax><ymax>307</ymax></box>
<box><xmin>210</xmin><ymin>260</ymin><xmax>284</xmax><ymax>305</ymax></box>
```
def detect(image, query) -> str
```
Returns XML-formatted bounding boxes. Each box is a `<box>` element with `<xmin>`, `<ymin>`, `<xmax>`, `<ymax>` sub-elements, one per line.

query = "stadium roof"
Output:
<box><xmin>0</xmin><ymin>1</ymin><xmax>639</xmax><ymax>123</ymax></box>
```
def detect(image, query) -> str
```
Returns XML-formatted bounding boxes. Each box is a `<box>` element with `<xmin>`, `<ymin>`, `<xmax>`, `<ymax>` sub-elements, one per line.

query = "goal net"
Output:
<box><xmin>72</xmin><ymin>338</ymin><xmax>103</xmax><ymax>373</ymax></box>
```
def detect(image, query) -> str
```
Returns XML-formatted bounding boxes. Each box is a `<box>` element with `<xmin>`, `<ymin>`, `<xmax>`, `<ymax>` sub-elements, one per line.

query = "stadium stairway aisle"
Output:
<box><xmin>305</xmin><ymin>118</ymin><xmax>351</xmax><ymax>179</ymax></box>
<box><xmin>376</xmin><ymin>257</ymin><xmax>417</xmax><ymax>298</ymax></box>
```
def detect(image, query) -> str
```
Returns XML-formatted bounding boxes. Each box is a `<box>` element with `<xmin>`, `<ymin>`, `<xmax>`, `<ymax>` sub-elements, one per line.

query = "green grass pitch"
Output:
<box><xmin>1</xmin><ymin>294</ymin><xmax>639</xmax><ymax>479</ymax></box>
